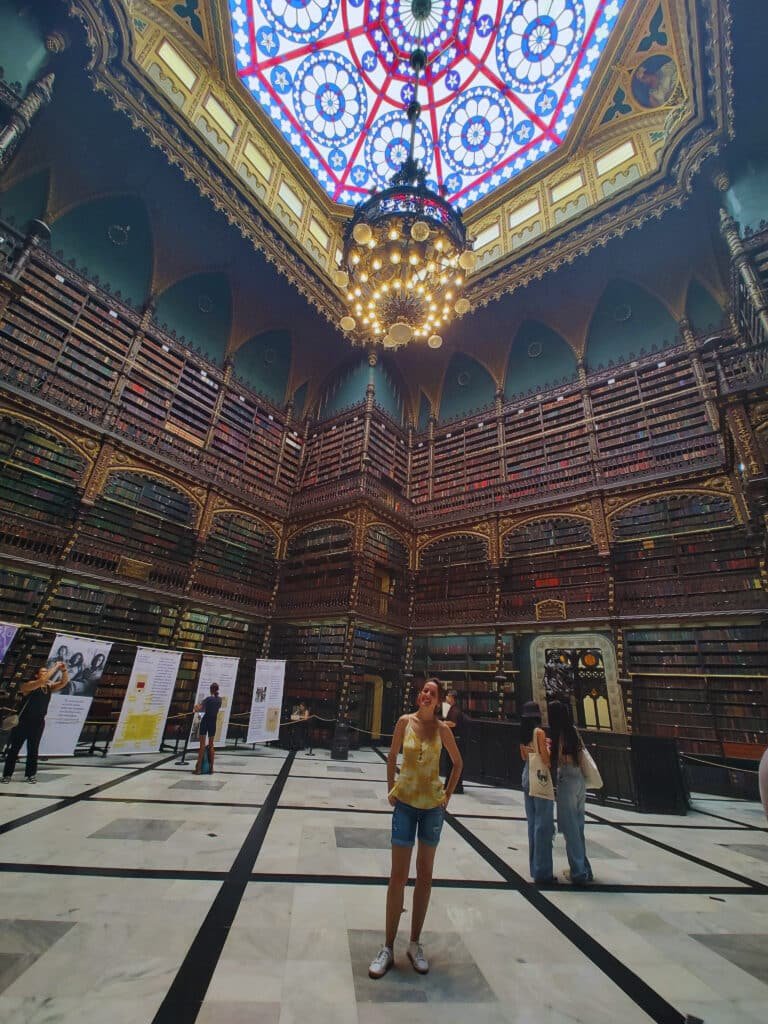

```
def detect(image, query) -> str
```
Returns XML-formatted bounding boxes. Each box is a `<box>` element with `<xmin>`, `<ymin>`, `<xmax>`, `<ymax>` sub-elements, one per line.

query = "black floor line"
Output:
<box><xmin>151</xmin><ymin>751</ymin><xmax>296</xmax><ymax>1024</ymax></box>
<box><xmin>451</xmin><ymin>812</ymin><xmax>749</xmax><ymax>830</ymax></box>
<box><xmin>445</xmin><ymin>811</ymin><xmax>687</xmax><ymax>1024</ymax></box>
<box><xmin>585</xmin><ymin>808</ymin><xmax>765</xmax><ymax>888</ymax></box>
<box><xmin>0</xmin><ymin>861</ymin><xmax>228</xmax><ymax>881</ymax></box>
<box><xmin>249</xmin><ymin>871</ymin><xmax>759</xmax><ymax>896</ymax></box>
<box><xmin>0</xmin><ymin>753</ymin><xmax>178</xmax><ymax>836</ymax></box>
<box><xmin>691</xmin><ymin>806</ymin><xmax>768</xmax><ymax>832</ymax></box>
<box><xmin>156</xmin><ymin>768</ymin><xmax>280</xmax><ymax>778</ymax></box>
<box><xmin>0</xmin><ymin>791</ymin><xmax>67</xmax><ymax>801</ymax></box>
<box><xmin>277</xmin><ymin>804</ymin><xmax>392</xmax><ymax>814</ymax></box>
<box><xmin>91</xmin><ymin>796</ymin><xmax>265</xmax><ymax>810</ymax></box>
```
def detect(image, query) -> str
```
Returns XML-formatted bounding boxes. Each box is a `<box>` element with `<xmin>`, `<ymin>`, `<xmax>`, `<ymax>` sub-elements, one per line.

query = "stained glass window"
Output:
<box><xmin>228</xmin><ymin>0</ymin><xmax>625</xmax><ymax>208</ymax></box>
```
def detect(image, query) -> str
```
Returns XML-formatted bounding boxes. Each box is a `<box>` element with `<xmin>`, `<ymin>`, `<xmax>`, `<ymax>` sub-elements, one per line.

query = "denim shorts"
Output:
<box><xmin>391</xmin><ymin>800</ymin><xmax>445</xmax><ymax>848</ymax></box>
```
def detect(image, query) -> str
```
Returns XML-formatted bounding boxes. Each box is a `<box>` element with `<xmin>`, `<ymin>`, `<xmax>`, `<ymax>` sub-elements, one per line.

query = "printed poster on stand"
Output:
<box><xmin>111</xmin><ymin>647</ymin><xmax>183</xmax><ymax>754</ymax></box>
<box><xmin>38</xmin><ymin>633</ymin><xmax>114</xmax><ymax>757</ymax></box>
<box><xmin>0</xmin><ymin>622</ymin><xmax>19</xmax><ymax>665</ymax></box>
<box><xmin>189</xmin><ymin>655</ymin><xmax>239</xmax><ymax>745</ymax></box>
<box><xmin>246</xmin><ymin>659</ymin><xmax>286</xmax><ymax>744</ymax></box>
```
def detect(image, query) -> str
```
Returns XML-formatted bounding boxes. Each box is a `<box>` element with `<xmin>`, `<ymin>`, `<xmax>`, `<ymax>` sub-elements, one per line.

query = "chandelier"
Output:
<box><xmin>333</xmin><ymin>2</ymin><xmax>475</xmax><ymax>350</ymax></box>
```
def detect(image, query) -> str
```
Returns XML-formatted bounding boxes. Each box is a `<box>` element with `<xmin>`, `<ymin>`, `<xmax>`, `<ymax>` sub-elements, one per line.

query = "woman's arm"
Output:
<box><xmin>534</xmin><ymin>727</ymin><xmax>550</xmax><ymax>766</ymax></box>
<box><xmin>438</xmin><ymin>721</ymin><xmax>463</xmax><ymax>803</ymax></box>
<box><xmin>386</xmin><ymin>715</ymin><xmax>408</xmax><ymax>801</ymax></box>
<box><xmin>50</xmin><ymin>664</ymin><xmax>70</xmax><ymax>693</ymax></box>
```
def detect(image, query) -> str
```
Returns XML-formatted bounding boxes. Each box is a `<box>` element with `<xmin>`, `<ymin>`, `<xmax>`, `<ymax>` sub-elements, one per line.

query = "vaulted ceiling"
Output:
<box><xmin>0</xmin><ymin>0</ymin><xmax>751</xmax><ymax>422</ymax></box>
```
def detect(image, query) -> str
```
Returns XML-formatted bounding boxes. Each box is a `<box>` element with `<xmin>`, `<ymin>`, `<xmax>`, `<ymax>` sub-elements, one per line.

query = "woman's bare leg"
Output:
<box><xmin>194</xmin><ymin>736</ymin><xmax>205</xmax><ymax>774</ymax></box>
<box><xmin>410</xmin><ymin>842</ymin><xmax>437</xmax><ymax>942</ymax></box>
<box><xmin>208</xmin><ymin>739</ymin><xmax>215</xmax><ymax>773</ymax></box>
<box><xmin>385</xmin><ymin>845</ymin><xmax>412</xmax><ymax>947</ymax></box>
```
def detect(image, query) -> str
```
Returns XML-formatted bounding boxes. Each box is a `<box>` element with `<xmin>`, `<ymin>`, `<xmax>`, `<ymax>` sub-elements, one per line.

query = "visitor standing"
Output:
<box><xmin>548</xmin><ymin>699</ymin><xmax>593</xmax><ymax>885</ymax></box>
<box><xmin>2</xmin><ymin>661</ymin><xmax>69</xmax><ymax>783</ymax></box>
<box><xmin>519</xmin><ymin>700</ymin><xmax>556</xmax><ymax>884</ymax></box>
<box><xmin>369</xmin><ymin>678</ymin><xmax>462</xmax><ymax>979</ymax></box>
<box><xmin>194</xmin><ymin>682</ymin><xmax>222</xmax><ymax>775</ymax></box>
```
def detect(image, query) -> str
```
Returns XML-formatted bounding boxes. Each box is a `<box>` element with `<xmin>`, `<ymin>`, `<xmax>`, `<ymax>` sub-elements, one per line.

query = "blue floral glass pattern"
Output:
<box><xmin>228</xmin><ymin>0</ymin><xmax>625</xmax><ymax>207</ymax></box>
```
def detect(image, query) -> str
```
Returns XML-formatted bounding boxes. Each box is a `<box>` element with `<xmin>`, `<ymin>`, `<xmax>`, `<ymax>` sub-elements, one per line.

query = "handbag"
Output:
<box><xmin>579</xmin><ymin>744</ymin><xmax>604</xmax><ymax>790</ymax></box>
<box><xmin>1</xmin><ymin>698</ymin><xmax>27</xmax><ymax>733</ymax></box>
<box><xmin>1</xmin><ymin>712</ymin><xmax>19</xmax><ymax>732</ymax></box>
<box><xmin>528</xmin><ymin>749</ymin><xmax>555</xmax><ymax>800</ymax></box>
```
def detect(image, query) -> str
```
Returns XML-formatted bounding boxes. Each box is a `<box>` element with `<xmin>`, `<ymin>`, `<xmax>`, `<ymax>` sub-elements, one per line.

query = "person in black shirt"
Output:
<box><xmin>193</xmin><ymin>683</ymin><xmax>222</xmax><ymax>775</ymax></box>
<box><xmin>2</xmin><ymin>662</ymin><xmax>69</xmax><ymax>783</ymax></box>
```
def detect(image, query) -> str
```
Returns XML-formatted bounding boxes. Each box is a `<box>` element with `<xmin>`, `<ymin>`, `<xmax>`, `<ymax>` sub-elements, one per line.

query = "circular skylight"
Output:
<box><xmin>228</xmin><ymin>0</ymin><xmax>625</xmax><ymax>208</ymax></box>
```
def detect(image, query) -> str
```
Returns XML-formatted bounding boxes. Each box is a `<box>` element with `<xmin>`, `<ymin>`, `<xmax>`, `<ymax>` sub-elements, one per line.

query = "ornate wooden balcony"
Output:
<box><xmin>0</xmin><ymin>509</ymin><xmax>73</xmax><ymax>561</ymax></box>
<box><xmin>189</xmin><ymin>571</ymin><xmax>273</xmax><ymax>615</ymax></box>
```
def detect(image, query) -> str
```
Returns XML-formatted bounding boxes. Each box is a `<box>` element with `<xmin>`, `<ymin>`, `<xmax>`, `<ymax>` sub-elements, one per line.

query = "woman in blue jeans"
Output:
<box><xmin>519</xmin><ymin>701</ymin><xmax>556</xmax><ymax>884</ymax></box>
<box><xmin>548</xmin><ymin>700</ymin><xmax>593</xmax><ymax>885</ymax></box>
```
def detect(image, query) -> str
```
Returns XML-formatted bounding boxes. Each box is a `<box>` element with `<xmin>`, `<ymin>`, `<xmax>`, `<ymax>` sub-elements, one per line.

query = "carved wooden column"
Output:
<box><xmin>0</xmin><ymin>73</ymin><xmax>55</xmax><ymax>171</ymax></box>
<box><xmin>679</xmin><ymin>318</ymin><xmax>720</xmax><ymax>432</ymax></box>
<box><xmin>205</xmin><ymin>358</ymin><xmax>233</xmax><ymax>451</ymax></box>
<box><xmin>577</xmin><ymin>360</ymin><xmax>601</xmax><ymax>482</ymax></box>
<box><xmin>272</xmin><ymin>396</ymin><xmax>294</xmax><ymax>488</ymax></box>
<box><xmin>360</xmin><ymin>351</ymin><xmax>377</xmax><ymax>473</ymax></box>
<box><xmin>427</xmin><ymin>412</ymin><xmax>436</xmax><ymax>502</ymax></box>
<box><xmin>495</xmin><ymin>386</ymin><xmax>507</xmax><ymax>484</ymax></box>
<box><xmin>104</xmin><ymin>300</ymin><xmax>155</xmax><ymax>428</ymax></box>
<box><xmin>720</xmin><ymin>209</ymin><xmax>768</xmax><ymax>344</ymax></box>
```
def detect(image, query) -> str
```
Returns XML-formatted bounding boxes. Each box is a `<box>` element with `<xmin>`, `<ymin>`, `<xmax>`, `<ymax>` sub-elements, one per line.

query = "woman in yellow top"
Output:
<box><xmin>369</xmin><ymin>678</ymin><xmax>462</xmax><ymax>979</ymax></box>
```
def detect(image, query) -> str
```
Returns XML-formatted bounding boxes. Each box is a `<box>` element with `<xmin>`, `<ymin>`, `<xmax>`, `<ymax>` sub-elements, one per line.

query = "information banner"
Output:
<box><xmin>190</xmin><ymin>655</ymin><xmax>239</xmax><ymax>745</ymax></box>
<box><xmin>111</xmin><ymin>647</ymin><xmax>183</xmax><ymax>754</ymax></box>
<box><xmin>0</xmin><ymin>622</ymin><xmax>19</xmax><ymax>665</ymax></box>
<box><xmin>38</xmin><ymin>633</ymin><xmax>114</xmax><ymax>757</ymax></box>
<box><xmin>246</xmin><ymin>659</ymin><xmax>286</xmax><ymax>744</ymax></box>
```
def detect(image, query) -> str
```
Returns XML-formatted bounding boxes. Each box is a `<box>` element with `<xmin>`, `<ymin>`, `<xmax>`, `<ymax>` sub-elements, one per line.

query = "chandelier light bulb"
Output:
<box><xmin>388</xmin><ymin>228</ymin><xmax>400</xmax><ymax>241</ymax></box>
<box><xmin>340</xmin><ymin>316</ymin><xmax>356</xmax><ymax>332</ymax></box>
<box><xmin>354</xmin><ymin>287</ymin><xmax>362</xmax><ymax>297</ymax></box>
<box><xmin>390</xmin><ymin>322</ymin><xmax>413</xmax><ymax>345</ymax></box>
<box><xmin>352</xmin><ymin>253</ymin><xmax>360</xmax><ymax>265</ymax></box>
<box><xmin>428</xmin><ymin>334</ymin><xmax>443</xmax><ymax>349</ymax></box>
<box><xmin>390</xmin><ymin>251</ymin><xmax>401</xmax><ymax>264</ymax></box>
<box><xmin>372</xmin><ymin>258</ymin><xmax>382</xmax><ymax>270</ymax></box>
<box><xmin>353</xmin><ymin>222</ymin><xmax>373</xmax><ymax>245</ymax></box>
<box><xmin>411</xmin><ymin>221</ymin><xmax>430</xmax><ymax>242</ymax></box>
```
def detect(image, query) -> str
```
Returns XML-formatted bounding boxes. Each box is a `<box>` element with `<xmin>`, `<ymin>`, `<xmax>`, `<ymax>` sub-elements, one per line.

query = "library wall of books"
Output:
<box><xmin>0</xmin><ymin>0</ymin><xmax>766</xmax><ymax>787</ymax></box>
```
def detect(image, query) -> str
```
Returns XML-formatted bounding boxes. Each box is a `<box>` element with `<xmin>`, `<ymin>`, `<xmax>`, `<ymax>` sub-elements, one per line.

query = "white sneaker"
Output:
<box><xmin>0</xmin><ymin>777</ymin><xmax>10</xmax><ymax>784</ymax></box>
<box><xmin>26</xmin><ymin>776</ymin><xmax>36</xmax><ymax>784</ymax></box>
<box><xmin>368</xmin><ymin>945</ymin><xmax>394</xmax><ymax>979</ymax></box>
<box><xmin>407</xmin><ymin>940</ymin><xmax>429</xmax><ymax>974</ymax></box>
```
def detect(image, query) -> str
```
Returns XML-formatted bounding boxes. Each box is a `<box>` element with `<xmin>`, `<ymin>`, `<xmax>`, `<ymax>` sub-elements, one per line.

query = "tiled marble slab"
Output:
<box><xmin>690</xmin><ymin>933</ymin><xmax>768</xmax><ymax>985</ymax></box>
<box><xmin>334</xmin><ymin>827</ymin><xmax>391</xmax><ymax>849</ymax></box>
<box><xmin>88</xmin><ymin>817</ymin><xmax>182</xmax><ymax>841</ymax></box>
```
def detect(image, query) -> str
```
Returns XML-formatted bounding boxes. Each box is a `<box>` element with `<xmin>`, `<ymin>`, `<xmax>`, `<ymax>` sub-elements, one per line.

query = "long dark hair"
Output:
<box><xmin>520</xmin><ymin>713</ymin><xmax>541</xmax><ymax>746</ymax></box>
<box><xmin>547</xmin><ymin>700</ymin><xmax>580</xmax><ymax>775</ymax></box>
<box><xmin>425</xmin><ymin>677</ymin><xmax>445</xmax><ymax>718</ymax></box>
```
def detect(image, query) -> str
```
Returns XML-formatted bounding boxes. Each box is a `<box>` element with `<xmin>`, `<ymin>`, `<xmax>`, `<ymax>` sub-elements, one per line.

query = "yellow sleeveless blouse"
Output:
<box><xmin>389</xmin><ymin>719</ymin><xmax>445</xmax><ymax>809</ymax></box>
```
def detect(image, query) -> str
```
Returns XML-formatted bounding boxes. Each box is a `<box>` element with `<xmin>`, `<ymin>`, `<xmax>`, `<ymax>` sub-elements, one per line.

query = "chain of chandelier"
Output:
<box><xmin>333</xmin><ymin>0</ymin><xmax>475</xmax><ymax>350</ymax></box>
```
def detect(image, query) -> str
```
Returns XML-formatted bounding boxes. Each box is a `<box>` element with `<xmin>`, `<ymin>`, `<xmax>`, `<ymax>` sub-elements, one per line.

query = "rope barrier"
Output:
<box><xmin>681</xmin><ymin>753</ymin><xmax>760</xmax><ymax>775</ymax></box>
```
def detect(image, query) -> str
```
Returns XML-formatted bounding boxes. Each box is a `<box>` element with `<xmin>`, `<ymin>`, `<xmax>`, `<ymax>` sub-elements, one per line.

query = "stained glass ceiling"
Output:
<box><xmin>228</xmin><ymin>0</ymin><xmax>626</xmax><ymax>209</ymax></box>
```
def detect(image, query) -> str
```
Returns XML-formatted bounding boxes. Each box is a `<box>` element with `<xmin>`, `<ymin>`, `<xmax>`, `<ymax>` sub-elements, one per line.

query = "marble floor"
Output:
<box><xmin>0</xmin><ymin>747</ymin><xmax>765</xmax><ymax>1023</ymax></box>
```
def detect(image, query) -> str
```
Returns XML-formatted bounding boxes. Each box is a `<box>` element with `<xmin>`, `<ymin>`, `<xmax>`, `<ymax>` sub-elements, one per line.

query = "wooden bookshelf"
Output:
<box><xmin>612</xmin><ymin>495</ymin><xmax>766</xmax><ymax>615</ymax></box>
<box><xmin>411</xmin><ymin>633</ymin><xmax>498</xmax><ymax>715</ymax></box>
<box><xmin>277</xmin><ymin>522</ymin><xmax>354</xmax><ymax>614</ymax></box>
<box><xmin>501</xmin><ymin>518</ymin><xmax>608</xmax><ymax>621</ymax></box>
<box><xmin>193</xmin><ymin>513</ymin><xmax>277</xmax><ymax>613</ymax></box>
<box><xmin>414</xmin><ymin>535</ymin><xmax>493</xmax><ymax>625</ymax></box>
<box><xmin>627</xmin><ymin>625</ymin><xmax>768</xmax><ymax>756</ymax></box>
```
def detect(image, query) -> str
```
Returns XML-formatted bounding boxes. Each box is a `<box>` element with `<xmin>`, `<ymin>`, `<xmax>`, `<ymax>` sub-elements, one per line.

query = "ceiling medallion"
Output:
<box><xmin>335</xmin><ymin>0</ymin><xmax>475</xmax><ymax>351</ymax></box>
